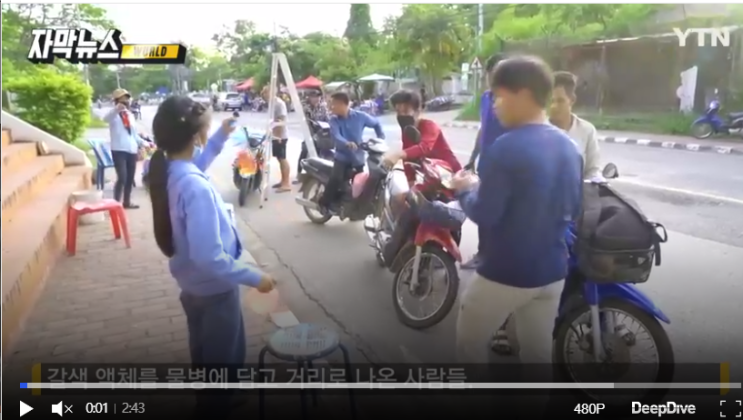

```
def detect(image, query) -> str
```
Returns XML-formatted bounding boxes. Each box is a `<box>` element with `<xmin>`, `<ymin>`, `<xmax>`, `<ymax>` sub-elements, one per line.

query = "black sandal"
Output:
<box><xmin>491</xmin><ymin>328</ymin><xmax>513</xmax><ymax>355</ymax></box>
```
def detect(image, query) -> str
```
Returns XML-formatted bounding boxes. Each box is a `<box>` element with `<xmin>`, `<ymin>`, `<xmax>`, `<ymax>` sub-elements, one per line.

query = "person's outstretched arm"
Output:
<box><xmin>362</xmin><ymin>112</ymin><xmax>385</xmax><ymax>139</ymax></box>
<box><xmin>183</xmin><ymin>177</ymin><xmax>263</xmax><ymax>287</ymax></box>
<box><xmin>466</xmin><ymin>129</ymin><xmax>482</xmax><ymax>169</ymax></box>
<box><xmin>193</xmin><ymin>126</ymin><xmax>230</xmax><ymax>172</ymax></box>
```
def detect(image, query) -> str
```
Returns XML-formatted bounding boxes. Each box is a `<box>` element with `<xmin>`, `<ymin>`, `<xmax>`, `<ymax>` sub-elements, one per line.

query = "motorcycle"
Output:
<box><xmin>232</xmin><ymin>126</ymin><xmax>268</xmax><ymax>207</ymax></box>
<box><xmin>690</xmin><ymin>99</ymin><xmax>743</xmax><ymax>139</ymax></box>
<box><xmin>363</xmin><ymin>126</ymin><xmax>462</xmax><ymax>329</ymax></box>
<box><xmin>294</xmin><ymin>134</ymin><xmax>389</xmax><ymax>225</ymax></box>
<box><xmin>542</xmin><ymin>163</ymin><xmax>673</xmax><ymax>404</ymax></box>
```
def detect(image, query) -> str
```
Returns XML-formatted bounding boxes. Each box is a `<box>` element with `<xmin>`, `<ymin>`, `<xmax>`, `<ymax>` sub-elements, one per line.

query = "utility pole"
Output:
<box><xmin>477</xmin><ymin>4</ymin><xmax>484</xmax><ymax>53</ymax></box>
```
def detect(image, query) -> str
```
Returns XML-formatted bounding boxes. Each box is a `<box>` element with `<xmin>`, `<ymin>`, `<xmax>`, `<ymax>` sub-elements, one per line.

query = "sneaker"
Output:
<box><xmin>461</xmin><ymin>254</ymin><xmax>480</xmax><ymax>270</ymax></box>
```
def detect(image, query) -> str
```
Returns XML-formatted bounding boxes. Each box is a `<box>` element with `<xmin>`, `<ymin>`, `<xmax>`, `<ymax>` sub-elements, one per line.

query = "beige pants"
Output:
<box><xmin>456</xmin><ymin>274</ymin><xmax>563</xmax><ymax>416</ymax></box>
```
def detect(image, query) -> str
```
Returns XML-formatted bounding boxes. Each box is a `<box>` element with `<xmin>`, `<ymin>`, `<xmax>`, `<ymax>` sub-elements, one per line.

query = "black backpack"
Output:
<box><xmin>575</xmin><ymin>182</ymin><xmax>668</xmax><ymax>284</ymax></box>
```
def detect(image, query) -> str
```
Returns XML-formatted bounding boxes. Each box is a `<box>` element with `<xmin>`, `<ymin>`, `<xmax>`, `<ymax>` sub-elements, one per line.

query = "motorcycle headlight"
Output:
<box><xmin>436</xmin><ymin>166</ymin><xmax>453</xmax><ymax>189</ymax></box>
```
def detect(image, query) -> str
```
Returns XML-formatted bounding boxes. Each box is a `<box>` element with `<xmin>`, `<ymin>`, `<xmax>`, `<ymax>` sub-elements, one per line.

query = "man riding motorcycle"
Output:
<box><xmin>379</xmin><ymin>89</ymin><xmax>463</xmax><ymax>260</ymax></box>
<box><xmin>317</xmin><ymin>92</ymin><xmax>385</xmax><ymax>214</ymax></box>
<box><xmin>382</xmin><ymin>89</ymin><xmax>462</xmax><ymax>184</ymax></box>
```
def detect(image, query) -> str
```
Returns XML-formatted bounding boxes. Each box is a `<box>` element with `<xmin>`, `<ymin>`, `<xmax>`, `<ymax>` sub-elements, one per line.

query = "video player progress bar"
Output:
<box><xmin>20</xmin><ymin>382</ymin><xmax>742</xmax><ymax>390</ymax></box>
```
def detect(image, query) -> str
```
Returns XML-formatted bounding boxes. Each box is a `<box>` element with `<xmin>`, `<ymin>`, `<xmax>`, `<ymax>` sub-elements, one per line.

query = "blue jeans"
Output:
<box><xmin>111</xmin><ymin>151</ymin><xmax>137</xmax><ymax>205</ymax></box>
<box><xmin>180</xmin><ymin>288</ymin><xmax>246</xmax><ymax>418</ymax></box>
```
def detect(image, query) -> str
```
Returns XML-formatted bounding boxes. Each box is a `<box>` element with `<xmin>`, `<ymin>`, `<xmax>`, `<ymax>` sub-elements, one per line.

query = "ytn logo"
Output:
<box><xmin>673</xmin><ymin>27</ymin><xmax>731</xmax><ymax>48</ymax></box>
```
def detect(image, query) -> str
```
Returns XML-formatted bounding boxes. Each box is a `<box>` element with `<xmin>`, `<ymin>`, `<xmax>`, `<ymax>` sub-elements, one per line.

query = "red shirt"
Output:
<box><xmin>402</xmin><ymin>119</ymin><xmax>462</xmax><ymax>183</ymax></box>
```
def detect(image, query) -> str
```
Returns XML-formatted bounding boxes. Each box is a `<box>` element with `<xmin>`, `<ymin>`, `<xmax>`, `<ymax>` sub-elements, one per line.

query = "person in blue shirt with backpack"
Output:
<box><xmin>452</xmin><ymin>57</ymin><xmax>582</xmax><ymax>414</ymax></box>
<box><xmin>461</xmin><ymin>54</ymin><xmax>508</xmax><ymax>270</ymax></box>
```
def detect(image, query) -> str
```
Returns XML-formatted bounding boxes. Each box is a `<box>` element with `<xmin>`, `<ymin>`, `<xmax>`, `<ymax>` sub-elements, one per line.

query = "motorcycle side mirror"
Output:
<box><xmin>404</xmin><ymin>126</ymin><xmax>421</xmax><ymax>144</ymax></box>
<box><xmin>602</xmin><ymin>163</ymin><xmax>619</xmax><ymax>179</ymax></box>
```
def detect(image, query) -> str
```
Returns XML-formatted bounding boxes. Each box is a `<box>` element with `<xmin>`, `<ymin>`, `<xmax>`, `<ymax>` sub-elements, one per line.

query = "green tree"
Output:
<box><xmin>343</xmin><ymin>4</ymin><xmax>375</xmax><ymax>43</ymax></box>
<box><xmin>390</xmin><ymin>5</ymin><xmax>471</xmax><ymax>93</ymax></box>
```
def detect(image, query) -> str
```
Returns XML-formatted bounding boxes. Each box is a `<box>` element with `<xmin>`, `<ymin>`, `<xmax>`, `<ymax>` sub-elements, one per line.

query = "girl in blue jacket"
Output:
<box><xmin>148</xmin><ymin>96</ymin><xmax>276</xmax><ymax>417</ymax></box>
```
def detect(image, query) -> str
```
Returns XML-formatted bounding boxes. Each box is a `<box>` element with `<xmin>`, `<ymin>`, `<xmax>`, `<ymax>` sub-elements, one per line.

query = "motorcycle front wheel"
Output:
<box><xmin>553</xmin><ymin>298</ymin><xmax>674</xmax><ymax>406</ymax></box>
<box><xmin>301</xmin><ymin>178</ymin><xmax>332</xmax><ymax>225</ymax></box>
<box><xmin>690</xmin><ymin>121</ymin><xmax>714</xmax><ymax>139</ymax></box>
<box><xmin>392</xmin><ymin>243</ymin><xmax>459</xmax><ymax>329</ymax></box>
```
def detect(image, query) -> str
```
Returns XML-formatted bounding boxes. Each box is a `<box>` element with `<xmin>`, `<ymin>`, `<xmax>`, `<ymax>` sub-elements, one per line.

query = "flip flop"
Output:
<box><xmin>271</xmin><ymin>182</ymin><xmax>282</xmax><ymax>188</ymax></box>
<box><xmin>275</xmin><ymin>186</ymin><xmax>292</xmax><ymax>193</ymax></box>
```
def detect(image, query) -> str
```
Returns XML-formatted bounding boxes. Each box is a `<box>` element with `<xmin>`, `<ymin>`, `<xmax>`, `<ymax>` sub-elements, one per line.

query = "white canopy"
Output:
<box><xmin>357</xmin><ymin>73</ymin><xmax>394</xmax><ymax>82</ymax></box>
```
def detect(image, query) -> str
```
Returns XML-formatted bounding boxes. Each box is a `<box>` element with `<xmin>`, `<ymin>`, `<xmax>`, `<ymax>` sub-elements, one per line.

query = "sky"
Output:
<box><xmin>97</xmin><ymin>4</ymin><xmax>403</xmax><ymax>49</ymax></box>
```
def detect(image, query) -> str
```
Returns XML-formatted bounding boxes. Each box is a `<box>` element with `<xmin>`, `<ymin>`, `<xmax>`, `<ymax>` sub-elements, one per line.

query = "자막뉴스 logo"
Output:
<box><xmin>27</xmin><ymin>28</ymin><xmax>187</xmax><ymax>65</ymax></box>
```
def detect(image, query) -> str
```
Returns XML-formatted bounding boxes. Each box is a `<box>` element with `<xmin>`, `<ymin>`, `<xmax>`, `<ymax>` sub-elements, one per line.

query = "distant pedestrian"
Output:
<box><xmin>420</xmin><ymin>85</ymin><xmax>427</xmax><ymax>109</ymax></box>
<box><xmin>103</xmin><ymin>88</ymin><xmax>147</xmax><ymax>209</ymax></box>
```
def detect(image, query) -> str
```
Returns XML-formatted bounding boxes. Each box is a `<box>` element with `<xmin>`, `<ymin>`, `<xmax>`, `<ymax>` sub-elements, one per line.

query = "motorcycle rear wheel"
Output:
<box><xmin>301</xmin><ymin>178</ymin><xmax>332</xmax><ymax>225</ymax></box>
<box><xmin>392</xmin><ymin>243</ymin><xmax>459</xmax><ymax>329</ymax></box>
<box><xmin>238</xmin><ymin>178</ymin><xmax>251</xmax><ymax>207</ymax></box>
<box><xmin>553</xmin><ymin>298</ymin><xmax>674</xmax><ymax>406</ymax></box>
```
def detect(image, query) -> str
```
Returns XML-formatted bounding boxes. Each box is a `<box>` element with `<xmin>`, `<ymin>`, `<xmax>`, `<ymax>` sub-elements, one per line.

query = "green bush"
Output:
<box><xmin>5</xmin><ymin>68</ymin><xmax>92</xmax><ymax>143</ymax></box>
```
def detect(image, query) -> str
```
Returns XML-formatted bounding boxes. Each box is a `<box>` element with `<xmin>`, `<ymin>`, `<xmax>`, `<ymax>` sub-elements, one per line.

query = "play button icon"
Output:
<box><xmin>21</xmin><ymin>401</ymin><xmax>34</xmax><ymax>417</ymax></box>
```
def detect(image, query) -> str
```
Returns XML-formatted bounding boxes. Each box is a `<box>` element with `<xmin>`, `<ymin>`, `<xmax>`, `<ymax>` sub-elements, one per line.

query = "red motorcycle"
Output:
<box><xmin>363</xmin><ymin>126</ymin><xmax>463</xmax><ymax>329</ymax></box>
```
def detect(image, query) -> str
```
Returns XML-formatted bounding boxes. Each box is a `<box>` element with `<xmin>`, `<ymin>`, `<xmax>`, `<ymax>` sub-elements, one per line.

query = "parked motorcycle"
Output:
<box><xmin>553</xmin><ymin>164</ymin><xmax>673</xmax><ymax>404</ymax></box>
<box><xmin>363</xmin><ymin>127</ymin><xmax>462</xmax><ymax>329</ymax></box>
<box><xmin>232</xmin><ymin>127</ymin><xmax>268</xmax><ymax>207</ymax></box>
<box><xmin>691</xmin><ymin>99</ymin><xmax>743</xmax><ymax>139</ymax></box>
<box><xmin>424</xmin><ymin>96</ymin><xmax>456</xmax><ymax>112</ymax></box>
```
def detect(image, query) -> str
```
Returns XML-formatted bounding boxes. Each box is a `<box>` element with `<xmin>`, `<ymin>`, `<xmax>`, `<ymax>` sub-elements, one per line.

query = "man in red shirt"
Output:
<box><xmin>382</xmin><ymin>89</ymin><xmax>462</xmax><ymax>181</ymax></box>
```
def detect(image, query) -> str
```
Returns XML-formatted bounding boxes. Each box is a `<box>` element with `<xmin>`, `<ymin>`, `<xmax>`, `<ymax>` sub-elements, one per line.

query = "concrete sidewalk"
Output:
<box><xmin>442</xmin><ymin>120</ymin><xmax>743</xmax><ymax>155</ymax></box>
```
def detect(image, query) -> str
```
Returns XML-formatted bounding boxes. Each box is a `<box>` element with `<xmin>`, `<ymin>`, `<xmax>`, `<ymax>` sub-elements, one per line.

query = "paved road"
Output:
<box><xmin>137</xmin><ymin>108</ymin><xmax>743</xmax><ymax>377</ymax></box>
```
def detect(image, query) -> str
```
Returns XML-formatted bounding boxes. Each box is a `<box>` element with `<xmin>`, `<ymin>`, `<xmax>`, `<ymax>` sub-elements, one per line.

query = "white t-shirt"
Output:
<box><xmin>272</xmin><ymin>98</ymin><xmax>288</xmax><ymax>139</ymax></box>
<box><xmin>566</xmin><ymin>115</ymin><xmax>601</xmax><ymax>179</ymax></box>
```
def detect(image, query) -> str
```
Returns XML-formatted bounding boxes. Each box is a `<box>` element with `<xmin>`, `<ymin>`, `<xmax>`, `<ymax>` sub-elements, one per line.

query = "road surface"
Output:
<box><xmin>135</xmin><ymin>107</ymin><xmax>743</xmax><ymax>377</ymax></box>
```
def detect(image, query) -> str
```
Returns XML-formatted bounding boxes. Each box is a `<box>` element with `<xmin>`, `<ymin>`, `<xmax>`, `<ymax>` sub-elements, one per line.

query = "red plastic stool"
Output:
<box><xmin>66</xmin><ymin>199</ymin><xmax>131</xmax><ymax>256</ymax></box>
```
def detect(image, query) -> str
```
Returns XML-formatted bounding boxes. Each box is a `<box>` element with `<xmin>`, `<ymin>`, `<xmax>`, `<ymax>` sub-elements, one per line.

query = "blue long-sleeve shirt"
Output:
<box><xmin>167</xmin><ymin>126</ymin><xmax>263</xmax><ymax>296</ymax></box>
<box><xmin>330</xmin><ymin>109</ymin><xmax>385</xmax><ymax>166</ymax></box>
<box><xmin>103</xmin><ymin>107</ymin><xmax>145</xmax><ymax>154</ymax></box>
<box><xmin>457</xmin><ymin>124</ymin><xmax>583</xmax><ymax>288</ymax></box>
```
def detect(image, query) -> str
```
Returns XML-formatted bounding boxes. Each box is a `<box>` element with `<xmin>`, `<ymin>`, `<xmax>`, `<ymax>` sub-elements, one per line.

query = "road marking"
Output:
<box><xmin>612</xmin><ymin>178</ymin><xmax>743</xmax><ymax>205</ymax></box>
<box><xmin>451</xmin><ymin>149</ymin><xmax>743</xmax><ymax>205</ymax></box>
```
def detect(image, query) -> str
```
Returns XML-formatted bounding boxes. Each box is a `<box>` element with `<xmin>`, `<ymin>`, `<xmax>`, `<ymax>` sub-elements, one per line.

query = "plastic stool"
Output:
<box><xmin>66</xmin><ymin>199</ymin><xmax>131</xmax><ymax>256</ymax></box>
<box><xmin>258</xmin><ymin>324</ymin><xmax>356</xmax><ymax>420</ymax></box>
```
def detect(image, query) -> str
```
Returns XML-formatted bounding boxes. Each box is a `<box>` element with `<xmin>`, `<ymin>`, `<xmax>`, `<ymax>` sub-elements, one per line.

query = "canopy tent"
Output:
<box><xmin>358</xmin><ymin>73</ymin><xmax>394</xmax><ymax>82</ymax></box>
<box><xmin>235</xmin><ymin>77</ymin><xmax>255</xmax><ymax>91</ymax></box>
<box><xmin>324</xmin><ymin>81</ymin><xmax>351</xmax><ymax>91</ymax></box>
<box><xmin>296</xmin><ymin>75</ymin><xmax>323</xmax><ymax>89</ymax></box>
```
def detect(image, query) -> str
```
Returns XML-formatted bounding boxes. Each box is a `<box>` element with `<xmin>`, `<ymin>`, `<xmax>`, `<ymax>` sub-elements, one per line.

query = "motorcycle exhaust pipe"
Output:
<box><xmin>295</xmin><ymin>197</ymin><xmax>320</xmax><ymax>211</ymax></box>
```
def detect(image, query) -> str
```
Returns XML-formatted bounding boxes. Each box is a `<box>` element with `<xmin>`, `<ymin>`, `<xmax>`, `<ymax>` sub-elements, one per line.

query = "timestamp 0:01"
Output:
<box><xmin>86</xmin><ymin>402</ymin><xmax>146</xmax><ymax>414</ymax></box>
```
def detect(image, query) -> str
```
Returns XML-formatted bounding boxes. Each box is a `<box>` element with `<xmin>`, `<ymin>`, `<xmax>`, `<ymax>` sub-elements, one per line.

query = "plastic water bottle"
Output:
<box><xmin>245</xmin><ymin>288</ymin><xmax>280</xmax><ymax>315</ymax></box>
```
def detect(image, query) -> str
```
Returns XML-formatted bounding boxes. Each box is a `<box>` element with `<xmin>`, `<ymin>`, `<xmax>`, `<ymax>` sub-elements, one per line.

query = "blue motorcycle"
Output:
<box><xmin>553</xmin><ymin>165</ymin><xmax>674</xmax><ymax>403</ymax></box>
<box><xmin>691</xmin><ymin>99</ymin><xmax>743</xmax><ymax>139</ymax></box>
<box><xmin>496</xmin><ymin>164</ymin><xmax>673</xmax><ymax>403</ymax></box>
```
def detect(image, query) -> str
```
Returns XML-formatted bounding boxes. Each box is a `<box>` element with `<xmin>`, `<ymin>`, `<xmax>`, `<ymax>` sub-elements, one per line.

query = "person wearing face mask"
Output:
<box><xmin>382</xmin><ymin>89</ymin><xmax>461</xmax><ymax>183</ymax></box>
<box><xmin>148</xmin><ymin>96</ymin><xmax>277</xmax><ymax>419</ymax></box>
<box><xmin>103</xmin><ymin>88</ymin><xmax>148</xmax><ymax>209</ymax></box>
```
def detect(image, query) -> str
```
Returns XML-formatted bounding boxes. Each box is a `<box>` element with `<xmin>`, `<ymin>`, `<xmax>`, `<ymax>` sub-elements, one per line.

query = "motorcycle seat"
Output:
<box><xmin>728</xmin><ymin>111</ymin><xmax>743</xmax><ymax>119</ymax></box>
<box><xmin>303</xmin><ymin>156</ymin><xmax>334</xmax><ymax>174</ymax></box>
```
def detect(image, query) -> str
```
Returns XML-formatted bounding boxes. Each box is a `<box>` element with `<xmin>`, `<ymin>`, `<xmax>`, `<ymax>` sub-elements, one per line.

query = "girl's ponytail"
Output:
<box><xmin>148</xmin><ymin>149</ymin><xmax>174</xmax><ymax>257</ymax></box>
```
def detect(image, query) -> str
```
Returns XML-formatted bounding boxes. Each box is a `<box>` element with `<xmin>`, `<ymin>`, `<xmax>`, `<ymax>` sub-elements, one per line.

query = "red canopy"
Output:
<box><xmin>296</xmin><ymin>76</ymin><xmax>323</xmax><ymax>89</ymax></box>
<box><xmin>236</xmin><ymin>77</ymin><xmax>254</xmax><ymax>90</ymax></box>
